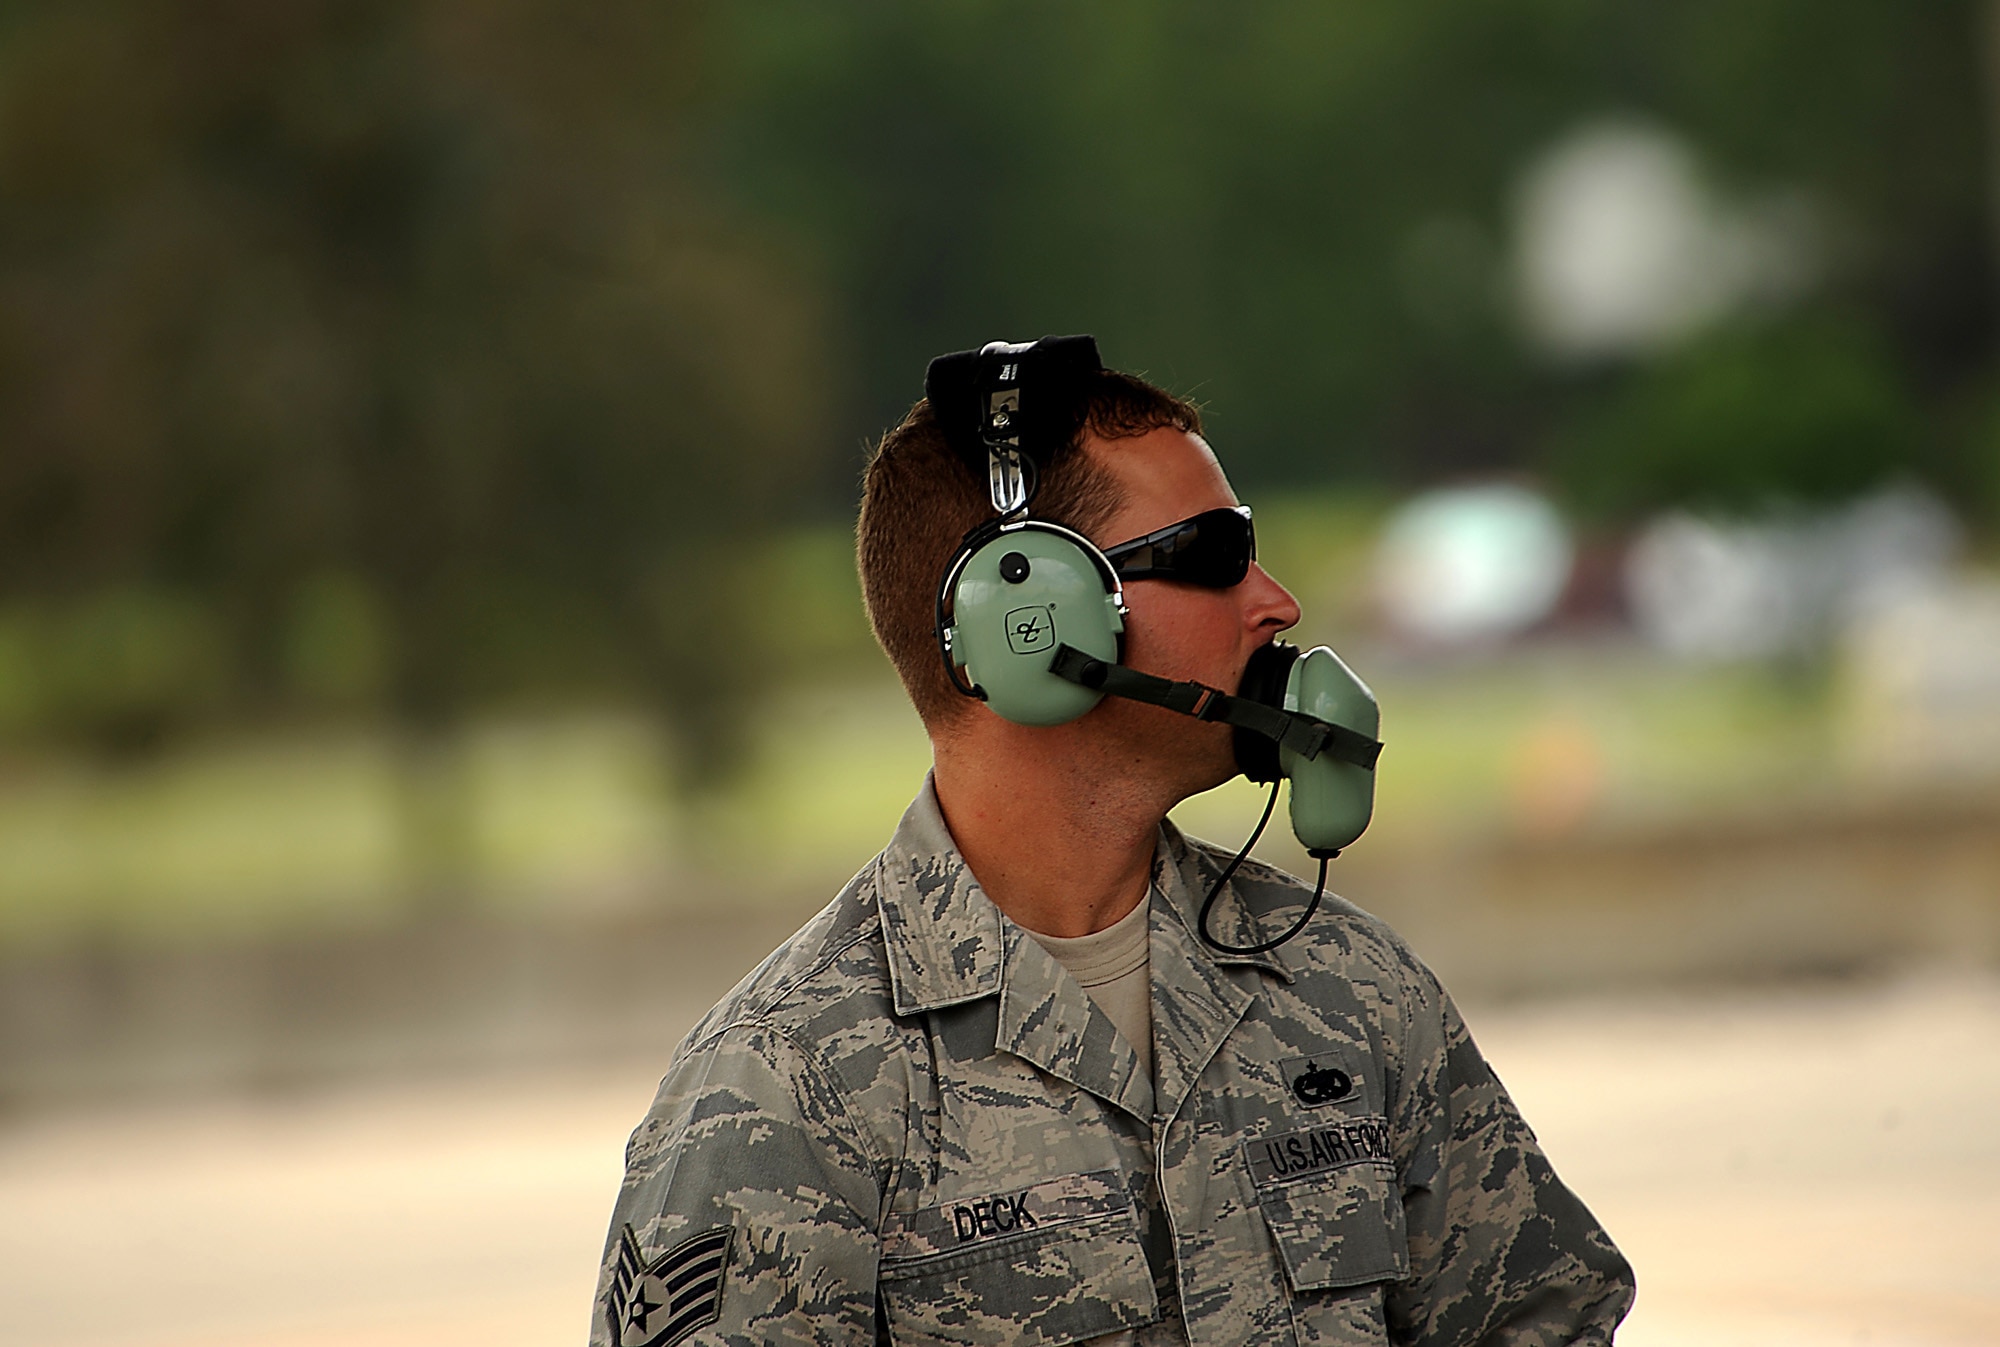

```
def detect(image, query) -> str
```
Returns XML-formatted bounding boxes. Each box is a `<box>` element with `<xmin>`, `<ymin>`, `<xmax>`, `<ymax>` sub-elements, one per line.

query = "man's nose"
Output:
<box><xmin>1242</xmin><ymin>562</ymin><xmax>1302</xmax><ymax>633</ymax></box>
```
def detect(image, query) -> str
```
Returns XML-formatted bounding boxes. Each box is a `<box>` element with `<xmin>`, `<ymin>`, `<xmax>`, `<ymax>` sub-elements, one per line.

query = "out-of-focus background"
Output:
<box><xmin>2</xmin><ymin>3</ymin><xmax>1997</xmax><ymax>1344</ymax></box>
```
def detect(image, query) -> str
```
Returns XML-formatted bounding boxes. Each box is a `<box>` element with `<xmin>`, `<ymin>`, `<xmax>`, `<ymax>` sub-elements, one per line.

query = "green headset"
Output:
<box><xmin>927</xmin><ymin>336</ymin><xmax>1386</xmax><ymax>953</ymax></box>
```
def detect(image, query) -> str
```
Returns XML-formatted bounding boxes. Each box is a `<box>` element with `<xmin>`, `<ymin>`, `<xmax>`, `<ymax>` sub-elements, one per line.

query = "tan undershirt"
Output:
<box><xmin>1024</xmin><ymin>894</ymin><xmax>1153</xmax><ymax>1081</ymax></box>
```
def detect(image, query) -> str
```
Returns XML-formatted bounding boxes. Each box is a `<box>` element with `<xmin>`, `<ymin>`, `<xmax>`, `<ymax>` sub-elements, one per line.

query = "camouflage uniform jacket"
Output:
<box><xmin>594</xmin><ymin>782</ymin><xmax>1634</xmax><ymax>1346</ymax></box>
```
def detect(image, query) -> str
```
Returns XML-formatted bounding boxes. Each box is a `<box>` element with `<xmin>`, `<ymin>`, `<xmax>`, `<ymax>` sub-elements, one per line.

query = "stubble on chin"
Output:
<box><xmin>1093</xmin><ymin>696</ymin><xmax>1238</xmax><ymax>806</ymax></box>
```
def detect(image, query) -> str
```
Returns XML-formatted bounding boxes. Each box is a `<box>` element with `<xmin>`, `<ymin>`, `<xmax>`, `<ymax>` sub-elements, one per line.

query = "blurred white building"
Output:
<box><xmin>1623</xmin><ymin>486</ymin><xmax>1961</xmax><ymax>662</ymax></box>
<box><xmin>1842</xmin><ymin>577</ymin><xmax>2000</xmax><ymax>784</ymax></box>
<box><xmin>1513</xmin><ymin>119</ymin><xmax>1819</xmax><ymax>360</ymax></box>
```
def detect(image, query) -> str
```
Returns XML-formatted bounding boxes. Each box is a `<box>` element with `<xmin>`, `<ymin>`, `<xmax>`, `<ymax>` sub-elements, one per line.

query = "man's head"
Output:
<box><xmin>857</xmin><ymin>367</ymin><xmax>1299</xmax><ymax>797</ymax></box>
<box><xmin>857</xmin><ymin>370</ymin><xmax>1201</xmax><ymax>728</ymax></box>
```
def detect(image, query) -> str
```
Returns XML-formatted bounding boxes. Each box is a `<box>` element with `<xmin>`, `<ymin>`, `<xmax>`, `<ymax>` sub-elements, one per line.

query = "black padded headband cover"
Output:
<box><xmin>923</xmin><ymin>334</ymin><xmax>1103</xmax><ymax>479</ymax></box>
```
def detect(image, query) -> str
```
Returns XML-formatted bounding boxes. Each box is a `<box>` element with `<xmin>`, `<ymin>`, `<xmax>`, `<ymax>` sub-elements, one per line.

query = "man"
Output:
<box><xmin>592</xmin><ymin>349</ymin><xmax>1634</xmax><ymax>1346</ymax></box>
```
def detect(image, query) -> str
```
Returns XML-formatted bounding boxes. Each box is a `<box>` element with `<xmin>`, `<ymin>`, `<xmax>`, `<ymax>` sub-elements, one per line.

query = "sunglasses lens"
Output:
<box><xmin>1190</xmin><ymin>510</ymin><xmax>1253</xmax><ymax>586</ymax></box>
<box><xmin>1108</xmin><ymin>507</ymin><xmax>1254</xmax><ymax>587</ymax></box>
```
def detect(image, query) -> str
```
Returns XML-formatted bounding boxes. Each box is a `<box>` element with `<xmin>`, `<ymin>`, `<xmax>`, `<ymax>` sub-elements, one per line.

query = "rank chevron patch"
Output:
<box><xmin>605</xmin><ymin>1224</ymin><xmax>732</xmax><ymax>1347</ymax></box>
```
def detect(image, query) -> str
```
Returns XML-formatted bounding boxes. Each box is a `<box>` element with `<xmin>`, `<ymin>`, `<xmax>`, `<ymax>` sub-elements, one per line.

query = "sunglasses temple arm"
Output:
<box><xmin>1046</xmin><ymin>644</ymin><xmax>1381</xmax><ymax>770</ymax></box>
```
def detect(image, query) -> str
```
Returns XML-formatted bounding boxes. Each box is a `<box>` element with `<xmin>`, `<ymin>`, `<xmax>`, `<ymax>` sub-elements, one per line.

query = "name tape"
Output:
<box><xmin>879</xmin><ymin>1168</ymin><xmax>1129</xmax><ymax>1261</ymax></box>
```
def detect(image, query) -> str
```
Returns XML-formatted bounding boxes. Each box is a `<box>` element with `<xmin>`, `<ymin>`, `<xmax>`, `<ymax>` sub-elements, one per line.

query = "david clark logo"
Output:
<box><xmin>1005</xmin><ymin>605</ymin><xmax>1056</xmax><ymax>654</ymax></box>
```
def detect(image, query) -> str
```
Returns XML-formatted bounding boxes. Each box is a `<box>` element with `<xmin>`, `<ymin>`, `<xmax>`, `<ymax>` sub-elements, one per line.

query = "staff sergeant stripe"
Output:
<box><xmin>663</xmin><ymin>1251</ymin><xmax>725</xmax><ymax>1296</ymax></box>
<box><xmin>659</xmin><ymin>1299</ymin><xmax>721</xmax><ymax>1347</ymax></box>
<box><xmin>607</xmin><ymin>1225</ymin><xmax>732</xmax><ymax>1347</ymax></box>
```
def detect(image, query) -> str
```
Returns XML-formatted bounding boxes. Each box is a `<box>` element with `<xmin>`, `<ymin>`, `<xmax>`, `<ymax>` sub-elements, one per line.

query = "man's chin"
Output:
<box><xmin>1165</xmin><ymin>745</ymin><xmax>1244</xmax><ymax>807</ymax></box>
<box><xmin>1094</xmin><ymin>693</ymin><xmax>1239</xmax><ymax>795</ymax></box>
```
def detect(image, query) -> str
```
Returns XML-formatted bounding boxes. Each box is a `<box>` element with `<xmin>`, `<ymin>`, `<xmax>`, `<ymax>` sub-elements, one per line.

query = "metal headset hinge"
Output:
<box><xmin>978</xmin><ymin>341</ymin><xmax>1034</xmax><ymax>516</ymax></box>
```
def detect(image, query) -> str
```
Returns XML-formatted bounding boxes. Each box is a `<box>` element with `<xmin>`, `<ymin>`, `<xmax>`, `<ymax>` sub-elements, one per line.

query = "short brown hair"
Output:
<box><xmin>857</xmin><ymin>370</ymin><xmax>1203</xmax><ymax>729</ymax></box>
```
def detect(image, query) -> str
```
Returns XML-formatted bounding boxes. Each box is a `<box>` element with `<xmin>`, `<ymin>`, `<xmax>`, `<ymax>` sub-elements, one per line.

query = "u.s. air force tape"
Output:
<box><xmin>605</xmin><ymin>1224</ymin><xmax>731</xmax><ymax>1347</ymax></box>
<box><xmin>1247</xmin><ymin>1116</ymin><xmax>1393</xmax><ymax>1188</ymax></box>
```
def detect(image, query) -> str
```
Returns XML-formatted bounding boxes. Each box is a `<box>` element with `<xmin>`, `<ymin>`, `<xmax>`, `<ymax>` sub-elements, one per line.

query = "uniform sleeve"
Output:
<box><xmin>1386</xmin><ymin>988</ymin><xmax>1635</xmax><ymax>1346</ymax></box>
<box><xmin>590</xmin><ymin>1021</ymin><xmax>884</xmax><ymax>1347</ymax></box>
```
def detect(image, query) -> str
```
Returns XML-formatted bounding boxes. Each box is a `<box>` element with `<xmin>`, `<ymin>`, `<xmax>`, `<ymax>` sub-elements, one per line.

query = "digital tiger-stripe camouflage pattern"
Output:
<box><xmin>591</xmin><ymin>781</ymin><xmax>1634</xmax><ymax>1345</ymax></box>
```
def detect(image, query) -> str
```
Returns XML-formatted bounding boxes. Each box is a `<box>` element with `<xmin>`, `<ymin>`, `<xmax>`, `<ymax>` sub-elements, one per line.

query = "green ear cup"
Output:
<box><xmin>1280</xmin><ymin>645</ymin><xmax>1379</xmax><ymax>855</ymax></box>
<box><xmin>943</xmin><ymin>524</ymin><xmax>1126</xmax><ymax>726</ymax></box>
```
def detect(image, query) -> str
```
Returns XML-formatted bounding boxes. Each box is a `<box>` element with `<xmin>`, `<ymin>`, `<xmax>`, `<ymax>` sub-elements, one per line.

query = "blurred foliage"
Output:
<box><xmin>0</xmin><ymin>590</ymin><xmax>1845</xmax><ymax>948</ymax></box>
<box><xmin>707</xmin><ymin>0</ymin><xmax>1994</xmax><ymax>505</ymax></box>
<box><xmin>0</xmin><ymin>0</ymin><xmax>822</xmax><ymax>774</ymax></box>
<box><xmin>1549</xmin><ymin>319</ymin><xmax>1925</xmax><ymax>517</ymax></box>
<box><xmin>0</xmin><ymin>0</ymin><xmax>1996</xmax><ymax>789</ymax></box>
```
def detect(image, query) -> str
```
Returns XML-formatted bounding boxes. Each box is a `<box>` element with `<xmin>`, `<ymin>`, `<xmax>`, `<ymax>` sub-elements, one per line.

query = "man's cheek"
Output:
<box><xmin>1123</xmin><ymin>617</ymin><xmax>1224</xmax><ymax>683</ymax></box>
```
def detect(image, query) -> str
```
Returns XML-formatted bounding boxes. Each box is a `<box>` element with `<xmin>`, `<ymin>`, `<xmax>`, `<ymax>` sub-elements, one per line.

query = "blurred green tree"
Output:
<box><xmin>1549</xmin><ymin>319</ymin><xmax>1924</xmax><ymax>518</ymax></box>
<box><xmin>0</xmin><ymin>0</ymin><xmax>825</xmax><ymax>899</ymax></box>
<box><xmin>1</xmin><ymin>0</ymin><xmax>1995</xmax><ymax>795</ymax></box>
<box><xmin>706</xmin><ymin>0</ymin><xmax>1991</xmax><ymax>512</ymax></box>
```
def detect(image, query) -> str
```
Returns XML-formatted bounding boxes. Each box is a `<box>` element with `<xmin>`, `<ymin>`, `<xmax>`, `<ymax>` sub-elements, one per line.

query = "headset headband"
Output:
<box><xmin>924</xmin><ymin>335</ymin><xmax>1103</xmax><ymax>515</ymax></box>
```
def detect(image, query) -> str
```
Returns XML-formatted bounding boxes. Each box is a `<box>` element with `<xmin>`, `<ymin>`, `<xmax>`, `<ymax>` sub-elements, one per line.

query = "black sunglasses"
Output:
<box><xmin>1102</xmin><ymin>505</ymin><xmax>1256</xmax><ymax>589</ymax></box>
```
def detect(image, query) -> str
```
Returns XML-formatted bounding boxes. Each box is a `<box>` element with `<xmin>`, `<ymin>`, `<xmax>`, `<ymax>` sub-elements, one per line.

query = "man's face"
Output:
<box><xmin>1084</xmin><ymin>427</ymin><xmax>1301</xmax><ymax>793</ymax></box>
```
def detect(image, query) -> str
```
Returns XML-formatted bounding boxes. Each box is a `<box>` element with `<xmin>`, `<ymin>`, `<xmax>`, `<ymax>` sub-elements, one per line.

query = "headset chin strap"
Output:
<box><xmin>1046</xmin><ymin>644</ymin><xmax>1382</xmax><ymax>770</ymax></box>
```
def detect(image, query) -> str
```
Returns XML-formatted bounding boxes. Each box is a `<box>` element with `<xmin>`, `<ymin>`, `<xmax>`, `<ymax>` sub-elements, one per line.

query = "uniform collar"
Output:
<box><xmin>875</xmin><ymin>778</ymin><xmax>1294</xmax><ymax>1016</ymax></box>
<box><xmin>876</xmin><ymin>778</ymin><xmax>1152</xmax><ymax>1119</ymax></box>
<box><xmin>876</xmin><ymin>778</ymin><xmax>1301</xmax><ymax>1126</ymax></box>
<box><xmin>1143</xmin><ymin>818</ymin><xmax>1293</xmax><ymax>1123</ymax></box>
<box><xmin>875</xmin><ymin>778</ymin><xmax>1007</xmax><ymax>1017</ymax></box>
<box><xmin>1149</xmin><ymin>818</ymin><xmax>1295</xmax><ymax>985</ymax></box>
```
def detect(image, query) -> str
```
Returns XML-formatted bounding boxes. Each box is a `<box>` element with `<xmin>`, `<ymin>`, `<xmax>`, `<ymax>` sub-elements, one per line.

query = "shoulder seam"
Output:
<box><xmin>682</xmin><ymin>913</ymin><xmax>885</xmax><ymax>1055</ymax></box>
<box><xmin>769</xmin><ymin>1021</ymin><xmax>892</xmax><ymax>1181</ymax></box>
<box><xmin>670</xmin><ymin>913</ymin><xmax>898</xmax><ymax>1192</ymax></box>
<box><xmin>672</xmin><ymin>1016</ymin><xmax>889</xmax><ymax>1222</ymax></box>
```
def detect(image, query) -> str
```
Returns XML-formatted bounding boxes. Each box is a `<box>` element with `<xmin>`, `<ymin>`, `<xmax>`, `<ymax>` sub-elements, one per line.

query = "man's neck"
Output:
<box><xmin>930</xmin><ymin>741</ymin><xmax>1167</xmax><ymax>939</ymax></box>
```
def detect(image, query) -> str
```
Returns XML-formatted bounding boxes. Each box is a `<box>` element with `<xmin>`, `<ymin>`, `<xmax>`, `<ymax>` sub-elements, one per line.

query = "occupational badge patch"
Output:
<box><xmin>604</xmin><ymin>1224</ymin><xmax>732</xmax><ymax>1347</ymax></box>
<box><xmin>1279</xmin><ymin>1053</ymin><xmax>1359</xmax><ymax>1108</ymax></box>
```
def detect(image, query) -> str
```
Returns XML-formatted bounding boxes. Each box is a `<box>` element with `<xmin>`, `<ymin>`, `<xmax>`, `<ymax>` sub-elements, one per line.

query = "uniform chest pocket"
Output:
<box><xmin>878</xmin><ymin>1171</ymin><xmax>1159</xmax><ymax>1347</ymax></box>
<box><xmin>1249</xmin><ymin>1118</ymin><xmax>1410</xmax><ymax>1292</ymax></box>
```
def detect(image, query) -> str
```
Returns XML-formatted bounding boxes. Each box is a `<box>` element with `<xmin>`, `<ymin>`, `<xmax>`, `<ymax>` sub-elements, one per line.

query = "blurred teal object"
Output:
<box><xmin>1376</xmin><ymin>485</ymin><xmax>1573</xmax><ymax>644</ymax></box>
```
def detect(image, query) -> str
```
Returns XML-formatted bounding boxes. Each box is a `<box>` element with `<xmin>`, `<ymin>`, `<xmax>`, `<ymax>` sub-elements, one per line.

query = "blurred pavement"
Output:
<box><xmin>1</xmin><ymin>973</ymin><xmax>1994</xmax><ymax>1346</ymax></box>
